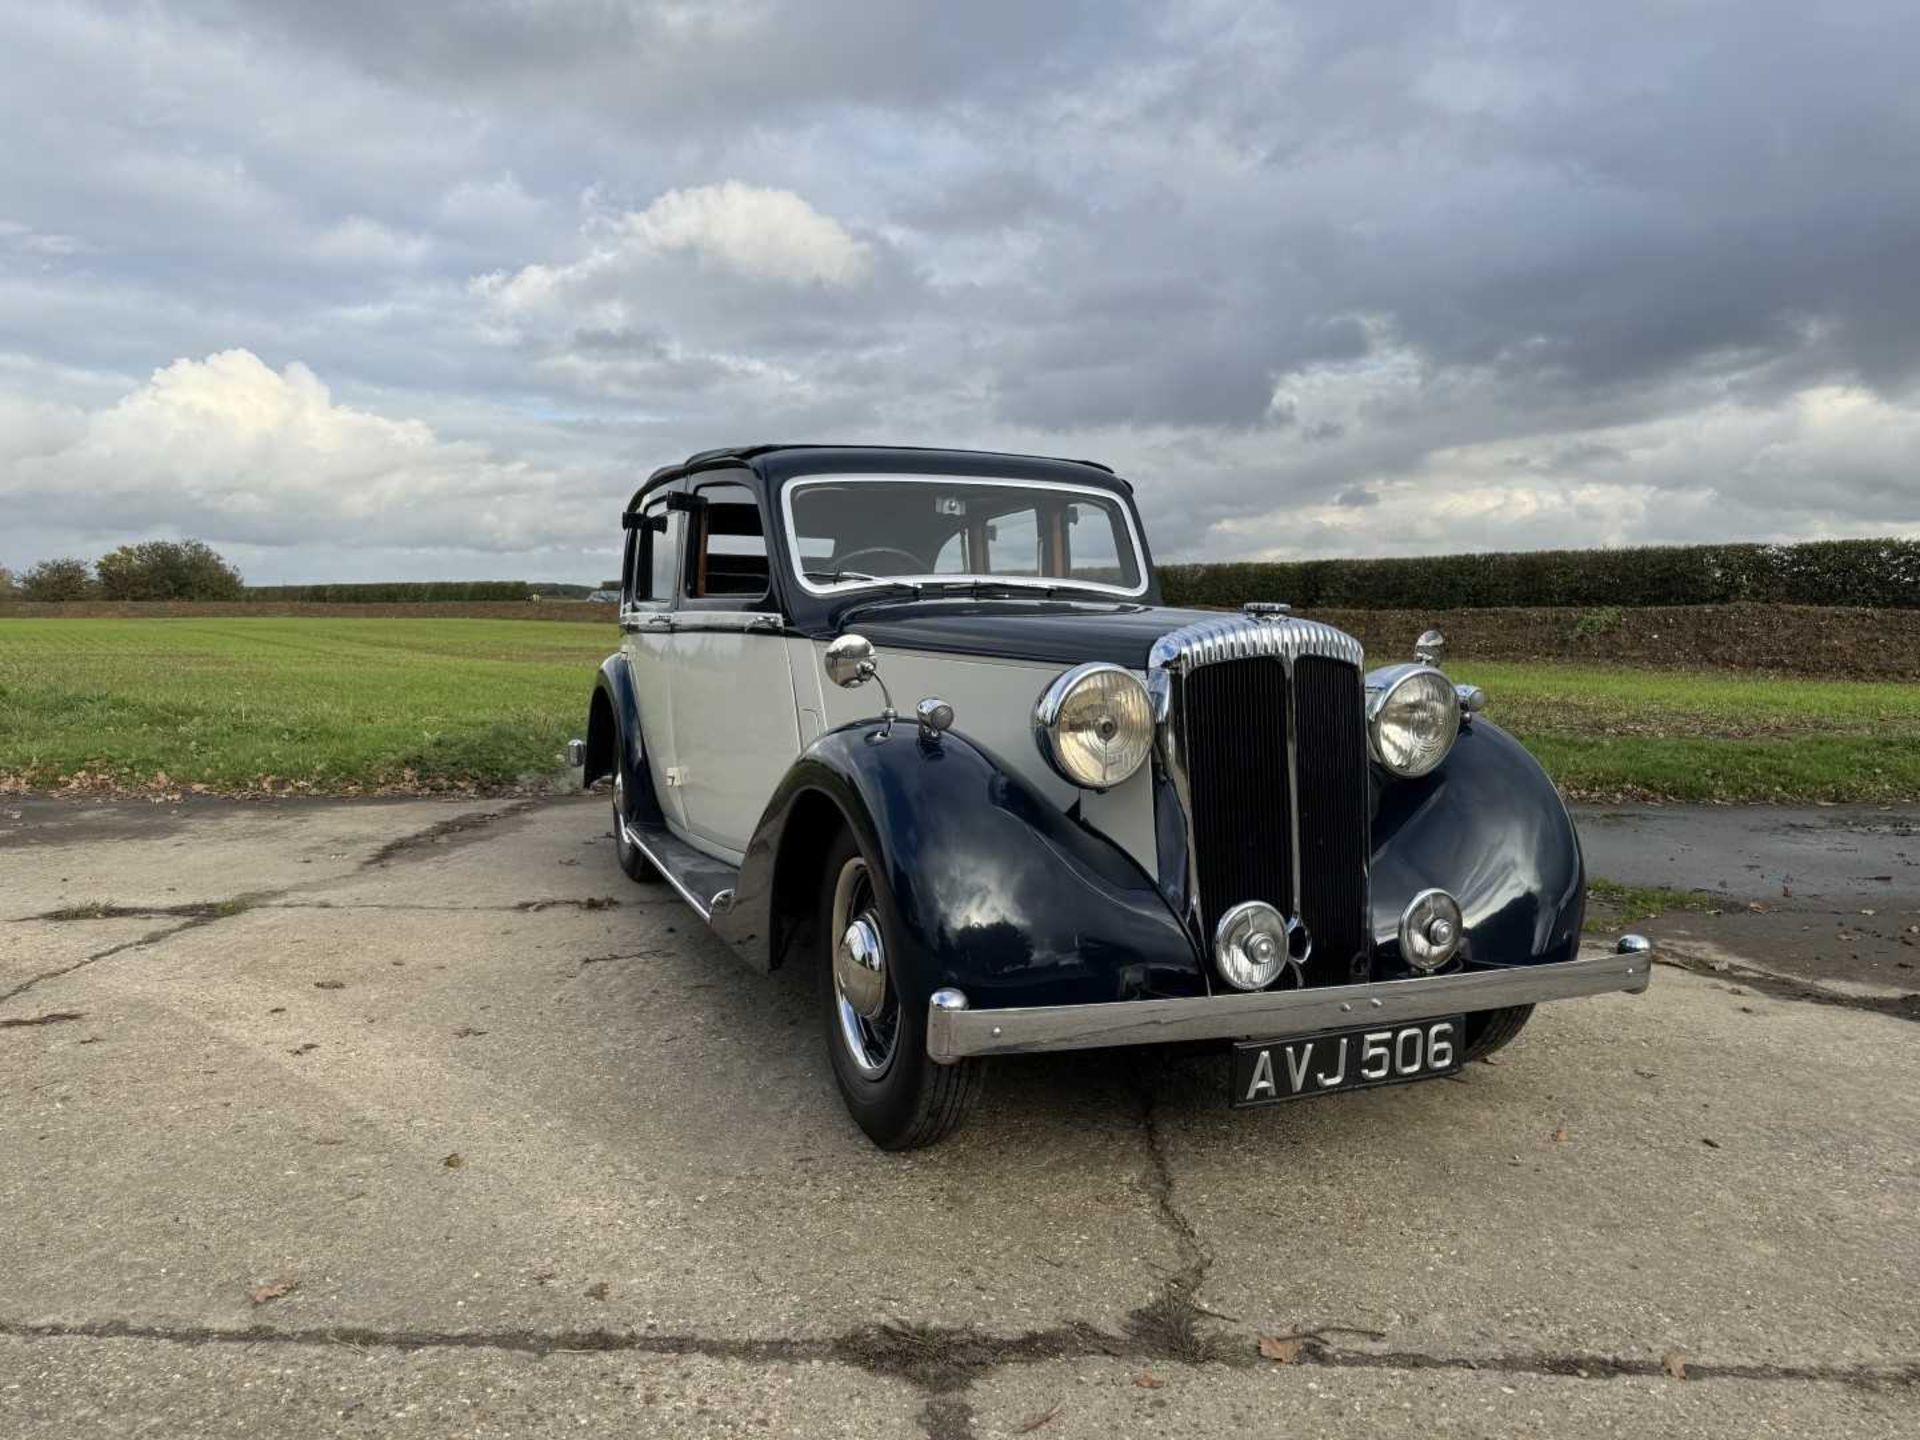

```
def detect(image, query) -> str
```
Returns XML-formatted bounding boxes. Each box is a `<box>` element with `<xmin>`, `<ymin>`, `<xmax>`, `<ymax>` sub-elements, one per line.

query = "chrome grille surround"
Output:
<box><xmin>1147</xmin><ymin>614</ymin><xmax>1370</xmax><ymax>987</ymax></box>
<box><xmin>1146</xmin><ymin>614</ymin><xmax>1365</xmax><ymax>676</ymax></box>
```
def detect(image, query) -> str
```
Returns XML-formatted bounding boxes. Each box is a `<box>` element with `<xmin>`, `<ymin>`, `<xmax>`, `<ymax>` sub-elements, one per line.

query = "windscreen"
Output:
<box><xmin>785</xmin><ymin>477</ymin><xmax>1144</xmax><ymax>595</ymax></box>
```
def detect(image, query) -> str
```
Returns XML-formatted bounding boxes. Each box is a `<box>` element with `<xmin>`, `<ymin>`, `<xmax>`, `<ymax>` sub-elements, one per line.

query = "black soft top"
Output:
<box><xmin>624</xmin><ymin>443</ymin><xmax>1128</xmax><ymax>514</ymax></box>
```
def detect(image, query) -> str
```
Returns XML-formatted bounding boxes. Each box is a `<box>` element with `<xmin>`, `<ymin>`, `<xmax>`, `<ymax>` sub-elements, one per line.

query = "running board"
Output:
<box><xmin>620</xmin><ymin>817</ymin><xmax>740</xmax><ymax>922</ymax></box>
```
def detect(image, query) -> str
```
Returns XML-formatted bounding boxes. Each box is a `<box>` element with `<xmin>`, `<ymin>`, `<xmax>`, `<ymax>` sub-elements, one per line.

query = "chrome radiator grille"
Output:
<box><xmin>1151</xmin><ymin>616</ymin><xmax>1372</xmax><ymax>988</ymax></box>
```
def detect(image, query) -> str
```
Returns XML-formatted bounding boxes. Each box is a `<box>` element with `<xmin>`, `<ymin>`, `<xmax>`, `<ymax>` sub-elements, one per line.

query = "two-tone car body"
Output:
<box><xmin>576</xmin><ymin>444</ymin><xmax>1652</xmax><ymax>1147</ymax></box>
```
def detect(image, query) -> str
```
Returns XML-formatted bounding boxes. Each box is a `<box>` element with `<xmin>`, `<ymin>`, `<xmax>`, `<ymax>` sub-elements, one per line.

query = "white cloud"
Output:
<box><xmin>628</xmin><ymin>182</ymin><xmax>870</xmax><ymax>285</ymax></box>
<box><xmin>477</xmin><ymin>181</ymin><xmax>870</xmax><ymax>328</ymax></box>
<box><xmin>0</xmin><ymin>350</ymin><xmax>597</xmax><ymax>557</ymax></box>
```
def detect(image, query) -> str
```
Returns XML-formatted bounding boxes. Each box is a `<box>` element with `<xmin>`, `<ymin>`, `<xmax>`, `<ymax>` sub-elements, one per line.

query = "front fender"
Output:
<box><xmin>1370</xmin><ymin>719</ymin><xmax>1585</xmax><ymax>974</ymax></box>
<box><xmin>585</xmin><ymin>653</ymin><xmax>663</xmax><ymax>826</ymax></box>
<box><xmin>722</xmin><ymin>723</ymin><xmax>1206</xmax><ymax>1006</ymax></box>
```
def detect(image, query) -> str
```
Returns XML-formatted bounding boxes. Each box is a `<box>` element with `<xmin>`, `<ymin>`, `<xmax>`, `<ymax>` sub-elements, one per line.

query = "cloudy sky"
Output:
<box><xmin>3</xmin><ymin>0</ymin><xmax>1917</xmax><ymax>585</ymax></box>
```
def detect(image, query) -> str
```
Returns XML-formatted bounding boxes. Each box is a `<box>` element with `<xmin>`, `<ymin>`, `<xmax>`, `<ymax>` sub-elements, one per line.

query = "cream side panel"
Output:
<box><xmin>810</xmin><ymin>642</ymin><xmax>1159</xmax><ymax>875</ymax></box>
<box><xmin>667</xmin><ymin>629</ymin><xmax>803</xmax><ymax>858</ymax></box>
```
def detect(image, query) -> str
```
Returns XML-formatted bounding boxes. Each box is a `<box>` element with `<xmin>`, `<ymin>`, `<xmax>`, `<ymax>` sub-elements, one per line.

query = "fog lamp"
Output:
<box><xmin>1214</xmin><ymin>900</ymin><xmax>1311</xmax><ymax>991</ymax></box>
<box><xmin>1399</xmin><ymin>889</ymin><xmax>1464</xmax><ymax>972</ymax></box>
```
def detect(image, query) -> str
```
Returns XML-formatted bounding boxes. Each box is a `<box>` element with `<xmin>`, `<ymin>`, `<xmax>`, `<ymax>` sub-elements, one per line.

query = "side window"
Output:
<box><xmin>685</xmin><ymin>483</ymin><xmax>768</xmax><ymax>602</ymax></box>
<box><xmin>626</xmin><ymin>498</ymin><xmax>676</xmax><ymax>606</ymax></box>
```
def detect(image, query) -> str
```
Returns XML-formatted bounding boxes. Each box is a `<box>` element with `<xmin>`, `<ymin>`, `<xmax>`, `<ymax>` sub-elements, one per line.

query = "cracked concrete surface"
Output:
<box><xmin>2</xmin><ymin>794</ymin><xmax>1916</xmax><ymax>1438</ymax></box>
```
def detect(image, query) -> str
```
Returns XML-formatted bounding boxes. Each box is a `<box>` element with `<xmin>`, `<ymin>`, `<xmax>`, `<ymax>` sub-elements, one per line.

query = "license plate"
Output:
<box><xmin>1230</xmin><ymin>1015</ymin><xmax>1464</xmax><ymax>1107</ymax></box>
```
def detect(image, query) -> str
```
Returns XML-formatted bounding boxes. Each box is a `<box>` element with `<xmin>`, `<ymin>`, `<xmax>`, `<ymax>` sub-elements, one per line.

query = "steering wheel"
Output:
<box><xmin>834</xmin><ymin>546</ymin><xmax>926</xmax><ymax>576</ymax></box>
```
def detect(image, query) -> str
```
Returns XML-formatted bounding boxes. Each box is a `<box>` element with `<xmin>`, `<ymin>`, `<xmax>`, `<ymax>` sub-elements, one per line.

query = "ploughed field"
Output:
<box><xmin>1</xmin><ymin>617</ymin><xmax>1918</xmax><ymax>801</ymax></box>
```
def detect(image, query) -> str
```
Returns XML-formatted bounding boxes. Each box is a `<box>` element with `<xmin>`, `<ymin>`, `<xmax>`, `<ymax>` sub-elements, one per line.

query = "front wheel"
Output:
<box><xmin>817</xmin><ymin>828</ymin><xmax>983</xmax><ymax>1149</ymax></box>
<box><xmin>1463</xmin><ymin>1004</ymin><xmax>1533</xmax><ymax>1060</ymax></box>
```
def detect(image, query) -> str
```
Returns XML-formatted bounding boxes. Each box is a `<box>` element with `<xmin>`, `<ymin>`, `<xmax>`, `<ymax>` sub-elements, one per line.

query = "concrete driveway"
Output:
<box><xmin>2</xmin><ymin>795</ymin><xmax>1915</xmax><ymax>1438</ymax></box>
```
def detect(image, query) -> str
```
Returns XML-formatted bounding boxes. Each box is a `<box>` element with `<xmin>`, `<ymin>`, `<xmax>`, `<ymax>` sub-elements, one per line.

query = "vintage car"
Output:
<box><xmin>572</xmin><ymin>444</ymin><xmax>1653</xmax><ymax>1148</ymax></box>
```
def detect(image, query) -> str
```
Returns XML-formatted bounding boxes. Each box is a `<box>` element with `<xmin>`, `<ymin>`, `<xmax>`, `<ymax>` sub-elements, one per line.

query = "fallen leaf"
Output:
<box><xmin>1258</xmin><ymin>1335</ymin><xmax>1305</xmax><ymax>1363</ymax></box>
<box><xmin>1550</xmin><ymin>1127</ymin><xmax>1571</xmax><ymax>1143</ymax></box>
<box><xmin>249</xmin><ymin>1278</ymin><xmax>298</xmax><ymax>1305</ymax></box>
<box><xmin>585</xmin><ymin>1281</ymin><xmax>610</xmax><ymax>1300</ymax></box>
<box><xmin>1700</xmin><ymin>1137</ymin><xmax>1722</xmax><ymax>1149</ymax></box>
<box><xmin>313</xmin><ymin>980</ymin><xmax>346</xmax><ymax>990</ymax></box>
<box><xmin>1132</xmin><ymin>1372</ymin><xmax>1165</xmax><ymax>1389</ymax></box>
<box><xmin>452</xmin><ymin>1026</ymin><xmax>487</xmax><ymax>1039</ymax></box>
<box><xmin>289</xmin><ymin>1042</ymin><xmax>319</xmax><ymax>1056</ymax></box>
<box><xmin>1016</xmin><ymin>1401</ymin><xmax>1063</xmax><ymax>1433</ymax></box>
<box><xmin>1663</xmin><ymin>1351</ymin><xmax>1689</xmax><ymax>1380</ymax></box>
<box><xmin>442</xmin><ymin>1152</ymin><xmax>465</xmax><ymax>1169</ymax></box>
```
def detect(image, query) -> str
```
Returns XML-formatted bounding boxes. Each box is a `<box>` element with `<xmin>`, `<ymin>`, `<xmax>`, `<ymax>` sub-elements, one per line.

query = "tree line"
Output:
<box><xmin>0</xmin><ymin>541</ymin><xmax>244</xmax><ymax>602</ymax></box>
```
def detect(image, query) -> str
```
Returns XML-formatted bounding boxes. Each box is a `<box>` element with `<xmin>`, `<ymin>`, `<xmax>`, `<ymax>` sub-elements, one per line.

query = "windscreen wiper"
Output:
<box><xmin>928</xmin><ymin>578</ymin><xmax>1069</xmax><ymax>599</ymax></box>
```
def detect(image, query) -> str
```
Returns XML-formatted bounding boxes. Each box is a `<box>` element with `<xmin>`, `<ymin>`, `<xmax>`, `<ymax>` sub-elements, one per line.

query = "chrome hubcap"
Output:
<box><xmin>835</xmin><ymin>916</ymin><xmax>887</xmax><ymax>1019</ymax></box>
<box><xmin>829</xmin><ymin>857</ymin><xmax>898</xmax><ymax>1077</ymax></box>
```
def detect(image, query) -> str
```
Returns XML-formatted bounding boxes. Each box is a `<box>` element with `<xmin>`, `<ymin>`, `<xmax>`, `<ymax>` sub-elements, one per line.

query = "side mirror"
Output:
<box><xmin>1414</xmin><ymin>629</ymin><xmax>1445</xmax><ymax>665</ymax></box>
<box><xmin>825</xmin><ymin>633</ymin><xmax>877</xmax><ymax>688</ymax></box>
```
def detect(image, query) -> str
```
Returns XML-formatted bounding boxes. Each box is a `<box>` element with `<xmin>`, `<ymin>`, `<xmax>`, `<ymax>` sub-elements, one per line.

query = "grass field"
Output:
<box><xmin>2</xmin><ymin>619</ymin><xmax>1917</xmax><ymax>801</ymax></box>
<box><xmin>1454</xmin><ymin>661</ymin><xmax>1920</xmax><ymax>802</ymax></box>
<box><xmin>0</xmin><ymin>618</ymin><xmax>609</xmax><ymax>794</ymax></box>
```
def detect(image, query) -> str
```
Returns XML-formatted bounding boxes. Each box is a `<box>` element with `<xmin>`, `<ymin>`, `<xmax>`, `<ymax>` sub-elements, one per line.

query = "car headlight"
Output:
<box><xmin>1366</xmin><ymin>665</ymin><xmax>1460</xmax><ymax>778</ymax></box>
<box><xmin>1034</xmin><ymin>662</ymin><xmax>1154</xmax><ymax>790</ymax></box>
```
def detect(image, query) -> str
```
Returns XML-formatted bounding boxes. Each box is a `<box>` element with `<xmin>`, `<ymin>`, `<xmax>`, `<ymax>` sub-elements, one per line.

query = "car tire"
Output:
<box><xmin>816</xmin><ymin>827</ymin><xmax>984</xmax><ymax>1150</ymax></box>
<box><xmin>1462</xmin><ymin>1004</ymin><xmax>1533</xmax><ymax>1061</ymax></box>
<box><xmin>610</xmin><ymin>761</ymin><xmax>659</xmax><ymax>883</ymax></box>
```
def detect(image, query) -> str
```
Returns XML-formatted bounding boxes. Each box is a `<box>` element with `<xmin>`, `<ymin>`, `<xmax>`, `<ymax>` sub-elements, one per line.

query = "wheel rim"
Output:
<box><xmin>830</xmin><ymin>856</ymin><xmax>899</xmax><ymax>1077</ymax></box>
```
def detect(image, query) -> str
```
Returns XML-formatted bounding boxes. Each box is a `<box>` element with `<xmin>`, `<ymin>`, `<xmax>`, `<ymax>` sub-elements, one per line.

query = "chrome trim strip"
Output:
<box><xmin>926</xmin><ymin>951</ymin><xmax>1652</xmax><ymax>1062</ymax></box>
<box><xmin>779</xmin><ymin>473</ymin><xmax>1152</xmax><ymax>599</ymax></box>
<box><xmin>619</xmin><ymin>816</ymin><xmax>712</xmax><ymax>921</ymax></box>
<box><xmin>1282</xmin><ymin>649</ymin><xmax>1303</xmax><ymax>920</ymax></box>
<box><xmin>667</xmin><ymin>611</ymin><xmax>785</xmax><ymax>634</ymax></box>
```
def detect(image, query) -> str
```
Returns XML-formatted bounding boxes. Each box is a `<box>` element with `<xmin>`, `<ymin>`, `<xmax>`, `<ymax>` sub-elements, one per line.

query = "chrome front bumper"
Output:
<box><xmin>925</xmin><ymin>949</ymin><xmax>1652</xmax><ymax>1064</ymax></box>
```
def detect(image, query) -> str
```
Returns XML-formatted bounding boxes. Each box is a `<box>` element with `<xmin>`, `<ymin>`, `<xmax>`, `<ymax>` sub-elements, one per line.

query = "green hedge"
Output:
<box><xmin>1159</xmin><ymin>538</ymin><xmax>1920</xmax><ymax>611</ymax></box>
<box><xmin>243</xmin><ymin>581</ymin><xmax>536</xmax><ymax>603</ymax></box>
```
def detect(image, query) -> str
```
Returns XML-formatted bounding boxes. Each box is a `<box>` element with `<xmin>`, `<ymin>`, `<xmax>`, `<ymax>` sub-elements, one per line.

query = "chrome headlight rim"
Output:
<box><xmin>1366</xmin><ymin>663</ymin><xmax>1461</xmax><ymax>779</ymax></box>
<box><xmin>1034</xmin><ymin>661</ymin><xmax>1154</xmax><ymax>791</ymax></box>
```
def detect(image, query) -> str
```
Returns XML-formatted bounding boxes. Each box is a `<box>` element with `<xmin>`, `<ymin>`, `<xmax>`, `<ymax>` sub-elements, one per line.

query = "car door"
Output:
<box><xmin>620</xmin><ymin>489</ymin><xmax>687</xmax><ymax>830</ymax></box>
<box><xmin>662</xmin><ymin>478</ymin><xmax>803</xmax><ymax>861</ymax></box>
